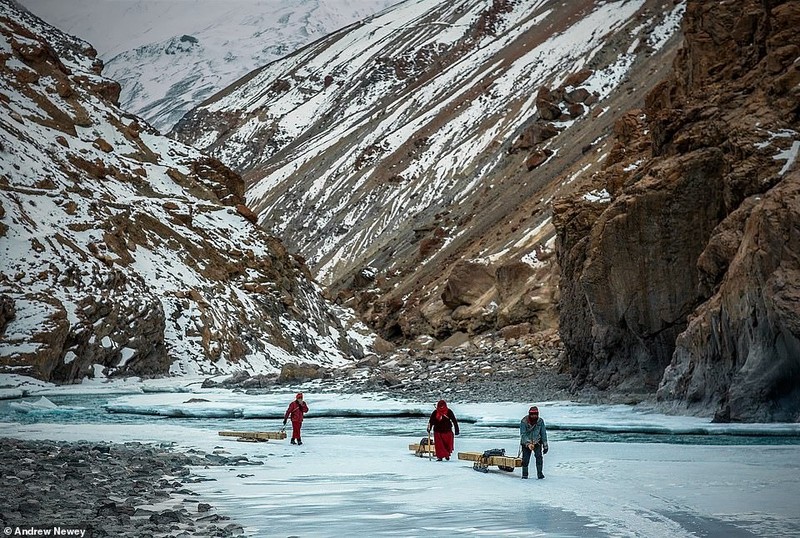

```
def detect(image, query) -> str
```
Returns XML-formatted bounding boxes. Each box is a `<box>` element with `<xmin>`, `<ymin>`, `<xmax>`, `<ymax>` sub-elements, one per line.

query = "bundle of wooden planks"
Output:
<box><xmin>218</xmin><ymin>430</ymin><xmax>287</xmax><ymax>442</ymax></box>
<box><xmin>457</xmin><ymin>451</ymin><xmax>522</xmax><ymax>473</ymax></box>
<box><xmin>408</xmin><ymin>443</ymin><xmax>435</xmax><ymax>457</ymax></box>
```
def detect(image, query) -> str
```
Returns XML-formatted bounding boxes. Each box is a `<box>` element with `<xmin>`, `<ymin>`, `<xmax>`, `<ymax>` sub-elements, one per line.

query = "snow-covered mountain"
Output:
<box><xmin>173</xmin><ymin>0</ymin><xmax>685</xmax><ymax>339</ymax></box>
<box><xmin>17</xmin><ymin>0</ymin><xmax>400</xmax><ymax>131</ymax></box>
<box><xmin>0</xmin><ymin>0</ymin><xmax>370</xmax><ymax>383</ymax></box>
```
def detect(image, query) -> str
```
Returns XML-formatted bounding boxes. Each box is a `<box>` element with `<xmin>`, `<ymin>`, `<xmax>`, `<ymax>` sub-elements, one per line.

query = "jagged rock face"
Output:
<box><xmin>0</xmin><ymin>0</ymin><xmax>366</xmax><ymax>383</ymax></box>
<box><xmin>173</xmin><ymin>0</ymin><xmax>685</xmax><ymax>346</ymax></box>
<box><xmin>556</xmin><ymin>148</ymin><xmax>727</xmax><ymax>391</ymax></box>
<box><xmin>661</xmin><ymin>169</ymin><xmax>800</xmax><ymax>422</ymax></box>
<box><xmin>554</xmin><ymin>0</ymin><xmax>800</xmax><ymax>420</ymax></box>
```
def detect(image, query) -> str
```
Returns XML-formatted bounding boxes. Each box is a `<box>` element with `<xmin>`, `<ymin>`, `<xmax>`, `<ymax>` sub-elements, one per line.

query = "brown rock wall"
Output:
<box><xmin>573</xmin><ymin>150</ymin><xmax>727</xmax><ymax>391</ymax></box>
<box><xmin>659</xmin><ymin>170</ymin><xmax>800</xmax><ymax>422</ymax></box>
<box><xmin>554</xmin><ymin>0</ymin><xmax>800</xmax><ymax>419</ymax></box>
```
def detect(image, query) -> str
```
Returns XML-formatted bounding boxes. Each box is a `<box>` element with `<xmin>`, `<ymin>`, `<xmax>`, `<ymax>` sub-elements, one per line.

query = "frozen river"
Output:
<box><xmin>1</xmin><ymin>383</ymin><xmax>799</xmax><ymax>537</ymax></box>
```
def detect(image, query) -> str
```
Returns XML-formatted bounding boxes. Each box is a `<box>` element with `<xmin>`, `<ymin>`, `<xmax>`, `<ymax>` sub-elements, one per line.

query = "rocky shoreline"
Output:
<box><xmin>0</xmin><ymin>438</ymin><xmax>252</xmax><ymax>538</ymax></box>
<box><xmin>207</xmin><ymin>331</ymin><xmax>658</xmax><ymax>409</ymax></box>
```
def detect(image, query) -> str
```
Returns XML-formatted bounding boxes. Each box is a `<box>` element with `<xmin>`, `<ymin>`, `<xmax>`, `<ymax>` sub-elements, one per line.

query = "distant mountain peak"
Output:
<box><xmin>18</xmin><ymin>0</ymin><xmax>401</xmax><ymax>131</ymax></box>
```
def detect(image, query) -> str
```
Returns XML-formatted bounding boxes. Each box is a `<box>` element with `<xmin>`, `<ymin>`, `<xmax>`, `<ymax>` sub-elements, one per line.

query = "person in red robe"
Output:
<box><xmin>283</xmin><ymin>393</ymin><xmax>309</xmax><ymax>445</ymax></box>
<box><xmin>427</xmin><ymin>399</ymin><xmax>459</xmax><ymax>461</ymax></box>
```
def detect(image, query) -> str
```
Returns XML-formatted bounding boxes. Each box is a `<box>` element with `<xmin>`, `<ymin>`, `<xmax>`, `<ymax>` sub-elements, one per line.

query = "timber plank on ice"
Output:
<box><xmin>409</xmin><ymin>443</ymin><xmax>435</xmax><ymax>456</ymax></box>
<box><xmin>218</xmin><ymin>430</ymin><xmax>287</xmax><ymax>442</ymax></box>
<box><xmin>458</xmin><ymin>451</ymin><xmax>522</xmax><ymax>471</ymax></box>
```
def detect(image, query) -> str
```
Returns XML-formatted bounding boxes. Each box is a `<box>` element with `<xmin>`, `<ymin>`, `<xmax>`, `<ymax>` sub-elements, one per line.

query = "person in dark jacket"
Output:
<box><xmin>519</xmin><ymin>405</ymin><xmax>548</xmax><ymax>479</ymax></box>
<box><xmin>283</xmin><ymin>393</ymin><xmax>309</xmax><ymax>445</ymax></box>
<box><xmin>427</xmin><ymin>399</ymin><xmax>459</xmax><ymax>461</ymax></box>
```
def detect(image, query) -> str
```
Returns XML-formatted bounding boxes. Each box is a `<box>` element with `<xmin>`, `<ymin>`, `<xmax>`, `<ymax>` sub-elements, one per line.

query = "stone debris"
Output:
<box><xmin>209</xmin><ymin>329</ymin><xmax>643</xmax><ymax>404</ymax></box>
<box><xmin>0</xmin><ymin>438</ymin><xmax>257</xmax><ymax>537</ymax></box>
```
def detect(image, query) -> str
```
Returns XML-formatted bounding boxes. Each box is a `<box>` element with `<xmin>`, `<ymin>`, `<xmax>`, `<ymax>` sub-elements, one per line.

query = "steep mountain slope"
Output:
<box><xmin>18</xmin><ymin>0</ymin><xmax>400</xmax><ymax>131</ymax></box>
<box><xmin>554</xmin><ymin>0</ymin><xmax>800</xmax><ymax>421</ymax></box>
<box><xmin>173</xmin><ymin>0</ymin><xmax>685</xmax><ymax>347</ymax></box>
<box><xmin>0</xmin><ymin>0</ymin><xmax>367</xmax><ymax>383</ymax></box>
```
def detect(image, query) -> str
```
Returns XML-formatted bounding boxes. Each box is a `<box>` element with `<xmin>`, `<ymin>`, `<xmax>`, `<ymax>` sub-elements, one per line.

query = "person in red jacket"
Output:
<box><xmin>283</xmin><ymin>393</ymin><xmax>309</xmax><ymax>445</ymax></box>
<box><xmin>427</xmin><ymin>399</ymin><xmax>459</xmax><ymax>461</ymax></box>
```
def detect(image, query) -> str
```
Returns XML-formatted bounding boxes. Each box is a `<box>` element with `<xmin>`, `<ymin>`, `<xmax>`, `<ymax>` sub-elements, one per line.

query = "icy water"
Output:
<box><xmin>3</xmin><ymin>393</ymin><xmax>799</xmax><ymax>446</ymax></box>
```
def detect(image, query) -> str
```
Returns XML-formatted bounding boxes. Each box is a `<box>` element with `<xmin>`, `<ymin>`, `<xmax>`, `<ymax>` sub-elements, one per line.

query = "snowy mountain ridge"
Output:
<box><xmin>18</xmin><ymin>0</ymin><xmax>401</xmax><ymax>131</ymax></box>
<box><xmin>0</xmin><ymin>0</ymin><xmax>369</xmax><ymax>383</ymax></box>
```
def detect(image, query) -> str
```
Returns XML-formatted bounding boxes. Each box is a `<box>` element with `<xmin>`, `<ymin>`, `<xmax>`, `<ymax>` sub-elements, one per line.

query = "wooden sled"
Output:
<box><xmin>218</xmin><ymin>430</ymin><xmax>287</xmax><ymax>442</ymax></box>
<box><xmin>458</xmin><ymin>451</ymin><xmax>522</xmax><ymax>473</ymax></box>
<box><xmin>409</xmin><ymin>443</ymin><xmax>436</xmax><ymax>457</ymax></box>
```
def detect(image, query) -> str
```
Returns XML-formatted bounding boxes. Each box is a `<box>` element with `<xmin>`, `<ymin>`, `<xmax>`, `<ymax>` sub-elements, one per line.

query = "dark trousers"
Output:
<box><xmin>521</xmin><ymin>443</ymin><xmax>543</xmax><ymax>477</ymax></box>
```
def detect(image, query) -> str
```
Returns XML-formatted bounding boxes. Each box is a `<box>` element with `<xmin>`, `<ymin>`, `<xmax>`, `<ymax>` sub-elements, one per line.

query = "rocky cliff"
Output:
<box><xmin>0</xmin><ymin>0</ymin><xmax>366</xmax><ymax>383</ymax></box>
<box><xmin>553</xmin><ymin>0</ymin><xmax>800</xmax><ymax>421</ymax></box>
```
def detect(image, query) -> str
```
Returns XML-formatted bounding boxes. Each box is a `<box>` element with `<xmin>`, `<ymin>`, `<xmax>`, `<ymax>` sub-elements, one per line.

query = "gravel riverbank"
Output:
<box><xmin>212</xmin><ymin>332</ymin><xmax>656</xmax><ymax>408</ymax></box>
<box><xmin>0</xmin><ymin>438</ymin><xmax>251</xmax><ymax>538</ymax></box>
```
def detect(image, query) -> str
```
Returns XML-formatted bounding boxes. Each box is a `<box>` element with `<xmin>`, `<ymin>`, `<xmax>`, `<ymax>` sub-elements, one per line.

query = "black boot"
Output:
<box><xmin>536</xmin><ymin>463</ymin><xmax>544</xmax><ymax>479</ymax></box>
<box><xmin>522</xmin><ymin>466</ymin><xmax>529</xmax><ymax>479</ymax></box>
<box><xmin>291</xmin><ymin>439</ymin><xmax>296</xmax><ymax>445</ymax></box>
<box><xmin>297</xmin><ymin>438</ymin><xmax>303</xmax><ymax>445</ymax></box>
